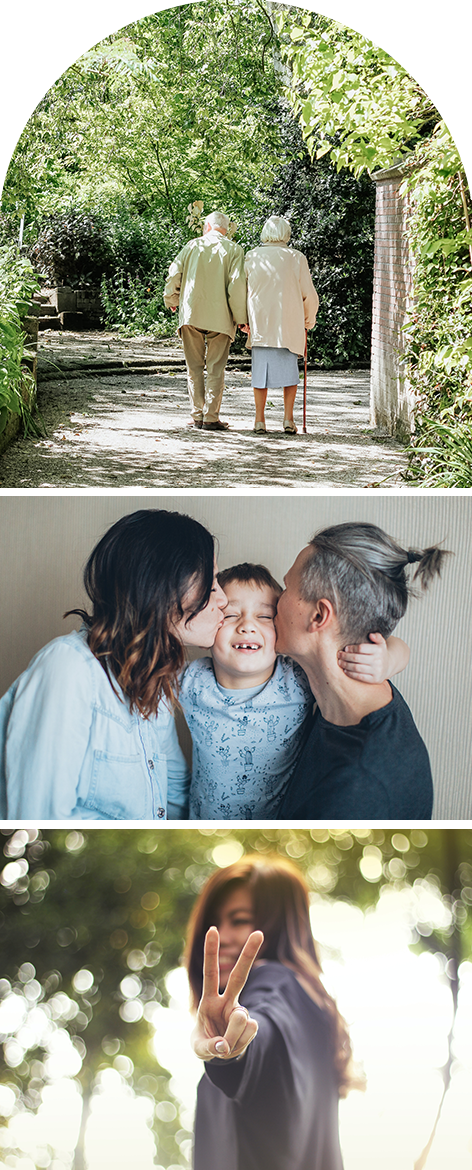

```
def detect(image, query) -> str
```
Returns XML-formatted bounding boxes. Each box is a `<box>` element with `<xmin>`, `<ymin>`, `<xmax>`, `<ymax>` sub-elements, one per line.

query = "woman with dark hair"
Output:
<box><xmin>185</xmin><ymin>855</ymin><xmax>360</xmax><ymax>1170</ymax></box>
<box><xmin>0</xmin><ymin>509</ymin><xmax>227</xmax><ymax>820</ymax></box>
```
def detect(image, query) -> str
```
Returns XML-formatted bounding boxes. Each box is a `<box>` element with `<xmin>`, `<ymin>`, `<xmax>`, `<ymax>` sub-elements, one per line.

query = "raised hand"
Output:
<box><xmin>338</xmin><ymin>632</ymin><xmax>410</xmax><ymax>683</ymax></box>
<box><xmin>191</xmin><ymin>925</ymin><xmax>264</xmax><ymax>1062</ymax></box>
<box><xmin>338</xmin><ymin>632</ymin><xmax>390</xmax><ymax>683</ymax></box>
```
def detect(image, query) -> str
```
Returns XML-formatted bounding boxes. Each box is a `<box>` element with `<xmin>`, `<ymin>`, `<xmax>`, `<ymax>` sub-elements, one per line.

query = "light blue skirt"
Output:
<box><xmin>251</xmin><ymin>345</ymin><xmax>299</xmax><ymax>388</ymax></box>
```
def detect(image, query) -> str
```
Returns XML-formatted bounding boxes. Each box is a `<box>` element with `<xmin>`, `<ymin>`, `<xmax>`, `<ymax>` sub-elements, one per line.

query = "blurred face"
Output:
<box><xmin>214</xmin><ymin>885</ymin><xmax>256</xmax><ymax>990</ymax></box>
<box><xmin>274</xmin><ymin>546</ymin><xmax>316</xmax><ymax>660</ymax></box>
<box><xmin>212</xmin><ymin>580</ymin><xmax>278</xmax><ymax>688</ymax></box>
<box><xmin>173</xmin><ymin>563</ymin><xmax>227</xmax><ymax>648</ymax></box>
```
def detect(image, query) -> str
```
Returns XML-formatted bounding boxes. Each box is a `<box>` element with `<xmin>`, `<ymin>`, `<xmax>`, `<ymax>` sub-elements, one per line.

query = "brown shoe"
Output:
<box><xmin>187</xmin><ymin>419</ymin><xmax>203</xmax><ymax>428</ymax></box>
<box><xmin>203</xmin><ymin>420</ymin><xmax>229</xmax><ymax>431</ymax></box>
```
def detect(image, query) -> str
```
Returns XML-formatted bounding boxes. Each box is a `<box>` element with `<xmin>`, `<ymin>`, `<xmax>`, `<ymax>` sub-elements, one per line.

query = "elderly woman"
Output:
<box><xmin>244</xmin><ymin>215</ymin><xmax>319</xmax><ymax>434</ymax></box>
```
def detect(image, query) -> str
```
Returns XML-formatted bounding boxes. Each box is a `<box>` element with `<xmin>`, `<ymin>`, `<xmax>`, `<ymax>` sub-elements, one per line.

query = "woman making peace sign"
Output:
<box><xmin>185</xmin><ymin>856</ymin><xmax>361</xmax><ymax>1170</ymax></box>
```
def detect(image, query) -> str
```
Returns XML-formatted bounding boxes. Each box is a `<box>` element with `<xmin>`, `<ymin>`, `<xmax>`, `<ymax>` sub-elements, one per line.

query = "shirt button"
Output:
<box><xmin>157</xmin><ymin>807</ymin><xmax>165</xmax><ymax>819</ymax></box>
<box><xmin>148</xmin><ymin>759</ymin><xmax>155</xmax><ymax>770</ymax></box>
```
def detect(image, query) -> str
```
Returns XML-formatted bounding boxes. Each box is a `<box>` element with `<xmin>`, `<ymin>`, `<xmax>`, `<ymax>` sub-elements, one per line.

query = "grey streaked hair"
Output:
<box><xmin>261</xmin><ymin>215</ymin><xmax>291</xmax><ymax>245</ymax></box>
<box><xmin>301</xmin><ymin>522</ymin><xmax>451</xmax><ymax>643</ymax></box>
<box><xmin>204</xmin><ymin>211</ymin><xmax>229</xmax><ymax>233</ymax></box>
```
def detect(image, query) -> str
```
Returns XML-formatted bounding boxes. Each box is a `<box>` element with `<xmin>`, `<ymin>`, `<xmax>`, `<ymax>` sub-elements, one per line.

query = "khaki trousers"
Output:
<box><xmin>181</xmin><ymin>325</ymin><xmax>232</xmax><ymax>423</ymax></box>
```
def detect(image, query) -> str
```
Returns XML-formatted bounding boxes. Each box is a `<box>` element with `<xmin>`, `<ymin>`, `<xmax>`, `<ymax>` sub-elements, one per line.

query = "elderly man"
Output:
<box><xmin>164</xmin><ymin>211</ymin><xmax>247</xmax><ymax>430</ymax></box>
<box><xmin>274</xmin><ymin>522</ymin><xmax>448</xmax><ymax>820</ymax></box>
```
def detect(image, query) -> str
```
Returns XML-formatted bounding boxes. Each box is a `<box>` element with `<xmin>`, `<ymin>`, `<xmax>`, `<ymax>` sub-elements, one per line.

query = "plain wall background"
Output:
<box><xmin>0</xmin><ymin>493</ymin><xmax>470</xmax><ymax>819</ymax></box>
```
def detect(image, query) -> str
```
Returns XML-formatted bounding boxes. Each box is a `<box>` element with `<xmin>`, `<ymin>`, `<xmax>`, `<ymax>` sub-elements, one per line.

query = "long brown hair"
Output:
<box><xmin>66</xmin><ymin>508</ymin><xmax>215</xmax><ymax>717</ymax></box>
<box><xmin>184</xmin><ymin>854</ymin><xmax>357</xmax><ymax>1096</ymax></box>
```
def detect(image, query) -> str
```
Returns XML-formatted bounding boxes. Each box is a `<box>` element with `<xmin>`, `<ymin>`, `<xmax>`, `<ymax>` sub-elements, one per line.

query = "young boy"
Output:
<box><xmin>178</xmin><ymin>563</ymin><xmax>409</xmax><ymax>820</ymax></box>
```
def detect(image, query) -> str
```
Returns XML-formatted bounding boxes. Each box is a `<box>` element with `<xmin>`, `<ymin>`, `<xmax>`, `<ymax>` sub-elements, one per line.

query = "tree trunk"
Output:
<box><xmin>73</xmin><ymin>1081</ymin><xmax>94</xmax><ymax>1170</ymax></box>
<box><xmin>413</xmin><ymin>830</ymin><xmax>460</xmax><ymax>1170</ymax></box>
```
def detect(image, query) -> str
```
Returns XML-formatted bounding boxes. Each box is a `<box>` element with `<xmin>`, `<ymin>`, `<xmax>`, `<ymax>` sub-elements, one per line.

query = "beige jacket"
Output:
<box><xmin>163</xmin><ymin>230</ymin><xmax>248</xmax><ymax>340</ymax></box>
<box><xmin>245</xmin><ymin>243</ymin><xmax>319</xmax><ymax>356</ymax></box>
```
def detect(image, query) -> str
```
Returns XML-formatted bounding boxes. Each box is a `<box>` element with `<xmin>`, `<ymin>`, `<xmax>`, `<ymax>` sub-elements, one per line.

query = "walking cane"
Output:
<box><xmin>303</xmin><ymin>330</ymin><xmax>308</xmax><ymax>434</ymax></box>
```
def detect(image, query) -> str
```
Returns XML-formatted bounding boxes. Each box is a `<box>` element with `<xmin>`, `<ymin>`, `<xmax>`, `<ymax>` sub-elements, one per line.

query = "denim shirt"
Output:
<box><xmin>0</xmin><ymin>630</ymin><xmax>190</xmax><ymax>821</ymax></box>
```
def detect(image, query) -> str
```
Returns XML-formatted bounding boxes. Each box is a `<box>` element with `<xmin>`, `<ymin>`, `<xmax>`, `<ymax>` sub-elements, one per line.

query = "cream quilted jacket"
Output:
<box><xmin>245</xmin><ymin>242</ymin><xmax>319</xmax><ymax>356</ymax></box>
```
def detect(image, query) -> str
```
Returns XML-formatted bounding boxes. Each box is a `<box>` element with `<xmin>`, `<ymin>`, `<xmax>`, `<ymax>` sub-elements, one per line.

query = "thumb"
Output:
<box><xmin>194</xmin><ymin>1035</ymin><xmax>230</xmax><ymax>1061</ymax></box>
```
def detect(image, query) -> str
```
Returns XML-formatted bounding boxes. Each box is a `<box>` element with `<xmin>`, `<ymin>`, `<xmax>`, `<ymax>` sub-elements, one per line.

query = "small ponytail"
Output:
<box><xmin>406</xmin><ymin>545</ymin><xmax>451</xmax><ymax>590</ymax></box>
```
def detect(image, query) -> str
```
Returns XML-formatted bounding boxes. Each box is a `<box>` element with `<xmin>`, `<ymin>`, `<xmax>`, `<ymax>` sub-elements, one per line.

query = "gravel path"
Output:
<box><xmin>0</xmin><ymin>331</ymin><xmax>408</xmax><ymax>489</ymax></box>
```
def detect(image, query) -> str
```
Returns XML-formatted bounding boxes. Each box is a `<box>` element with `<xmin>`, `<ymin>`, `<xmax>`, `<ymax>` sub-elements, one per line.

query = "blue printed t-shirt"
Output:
<box><xmin>179</xmin><ymin>655</ymin><xmax>313</xmax><ymax>820</ymax></box>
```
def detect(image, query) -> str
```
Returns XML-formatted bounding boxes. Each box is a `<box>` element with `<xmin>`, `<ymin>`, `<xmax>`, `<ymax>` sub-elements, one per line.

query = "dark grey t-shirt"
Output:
<box><xmin>194</xmin><ymin>963</ymin><xmax>343</xmax><ymax>1170</ymax></box>
<box><xmin>277</xmin><ymin>683</ymin><xmax>433</xmax><ymax>820</ymax></box>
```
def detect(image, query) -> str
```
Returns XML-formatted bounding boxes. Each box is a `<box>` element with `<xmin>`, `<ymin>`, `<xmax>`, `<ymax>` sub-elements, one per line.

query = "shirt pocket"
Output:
<box><xmin>83</xmin><ymin>750</ymin><xmax>151</xmax><ymax>819</ymax></box>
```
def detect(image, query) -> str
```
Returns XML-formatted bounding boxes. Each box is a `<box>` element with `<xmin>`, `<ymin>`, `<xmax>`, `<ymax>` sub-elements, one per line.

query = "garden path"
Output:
<box><xmin>0</xmin><ymin>331</ymin><xmax>408</xmax><ymax>489</ymax></box>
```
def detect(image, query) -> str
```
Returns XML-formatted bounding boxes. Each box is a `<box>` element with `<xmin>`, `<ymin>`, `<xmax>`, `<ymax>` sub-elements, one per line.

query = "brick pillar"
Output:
<box><xmin>370</xmin><ymin>161</ymin><xmax>415</xmax><ymax>438</ymax></box>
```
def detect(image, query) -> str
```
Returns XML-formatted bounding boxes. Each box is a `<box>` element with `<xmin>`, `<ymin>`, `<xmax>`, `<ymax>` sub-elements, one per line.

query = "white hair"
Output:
<box><xmin>261</xmin><ymin>215</ymin><xmax>291</xmax><ymax>244</ymax></box>
<box><xmin>204</xmin><ymin>211</ymin><xmax>229</xmax><ymax>233</ymax></box>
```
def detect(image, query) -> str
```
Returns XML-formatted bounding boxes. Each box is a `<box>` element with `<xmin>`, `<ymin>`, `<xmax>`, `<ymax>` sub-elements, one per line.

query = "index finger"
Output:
<box><xmin>341</xmin><ymin>644</ymin><xmax>374</xmax><ymax>656</ymax></box>
<box><xmin>225</xmin><ymin>930</ymin><xmax>264</xmax><ymax>1003</ymax></box>
<box><xmin>202</xmin><ymin>926</ymin><xmax>221</xmax><ymax>999</ymax></box>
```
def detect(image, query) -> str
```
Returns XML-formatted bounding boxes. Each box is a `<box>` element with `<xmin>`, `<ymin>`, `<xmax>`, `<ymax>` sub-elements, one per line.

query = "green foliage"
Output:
<box><xmin>400</xmin><ymin>126</ymin><xmax>472</xmax><ymax>484</ymax></box>
<box><xmin>1</xmin><ymin>3</ymin><xmax>383</xmax><ymax>359</ymax></box>
<box><xmin>26</xmin><ymin>206</ymin><xmax>189</xmax><ymax>335</ymax></box>
<box><xmin>99</xmin><ymin>211</ymin><xmax>188</xmax><ymax>335</ymax></box>
<box><xmin>29</xmin><ymin>210</ymin><xmax>114</xmax><ymax>287</ymax></box>
<box><xmin>276</xmin><ymin>12</ymin><xmax>472</xmax><ymax>475</ymax></box>
<box><xmin>276</xmin><ymin>9</ymin><xmax>436</xmax><ymax>178</ymax></box>
<box><xmin>405</xmin><ymin>418</ymin><xmax>472</xmax><ymax>486</ymax></box>
<box><xmin>0</xmin><ymin>246</ymin><xmax>42</xmax><ymax>436</ymax></box>
<box><xmin>101</xmin><ymin>272</ymin><xmax>174</xmax><ymax>337</ymax></box>
<box><xmin>265</xmin><ymin>112</ymin><xmax>375</xmax><ymax>365</ymax></box>
<box><xmin>2</xmin><ymin>2</ymin><xmax>284</xmax><ymax>226</ymax></box>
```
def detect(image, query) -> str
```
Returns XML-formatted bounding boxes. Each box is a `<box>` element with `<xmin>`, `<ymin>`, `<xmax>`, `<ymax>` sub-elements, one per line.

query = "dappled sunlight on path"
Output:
<box><xmin>0</xmin><ymin>332</ymin><xmax>408</xmax><ymax>488</ymax></box>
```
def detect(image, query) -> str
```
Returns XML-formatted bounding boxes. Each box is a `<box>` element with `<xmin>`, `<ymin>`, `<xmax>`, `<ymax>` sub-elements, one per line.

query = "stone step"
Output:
<box><xmin>31</xmin><ymin>302</ymin><xmax>57</xmax><ymax>316</ymax></box>
<box><xmin>38</xmin><ymin>316</ymin><xmax>62</xmax><ymax>331</ymax></box>
<box><xmin>33</xmin><ymin>292</ymin><xmax>54</xmax><ymax>305</ymax></box>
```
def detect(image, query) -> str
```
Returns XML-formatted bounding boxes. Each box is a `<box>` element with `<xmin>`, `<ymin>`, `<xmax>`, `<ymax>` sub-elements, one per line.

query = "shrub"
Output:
<box><xmin>99</xmin><ymin>212</ymin><xmax>188</xmax><ymax>334</ymax></box>
<box><xmin>264</xmin><ymin>114</ymin><xmax>376</xmax><ymax>366</ymax></box>
<box><xmin>0</xmin><ymin>245</ymin><xmax>42</xmax><ymax>435</ymax></box>
<box><xmin>402</xmin><ymin>125</ymin><xmax>472</xmax><ymax>485</ymax></box>
<box><xmin>26</xmin><ymin>204</ymin><xmax>189</xmax><ymax>334</ymax></box>
<box><xmin>101</xmin><ymin>272</ymin><xmax>175</xmax><ymax>337</ymax></box>
<box><xmin>29</xmin><ymin>210</ymin><xmax>114</xmax><ymax>287</ymax></box>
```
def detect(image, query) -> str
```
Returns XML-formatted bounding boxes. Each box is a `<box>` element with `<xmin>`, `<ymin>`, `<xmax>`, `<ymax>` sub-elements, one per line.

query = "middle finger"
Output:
<box><xmin>225</xmin><ymin>930</ymin><xmax>264</xmax><ymax>1003</ymax></box>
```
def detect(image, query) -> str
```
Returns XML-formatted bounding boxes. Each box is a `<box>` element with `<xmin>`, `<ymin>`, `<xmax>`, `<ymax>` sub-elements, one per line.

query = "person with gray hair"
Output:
<box><xmin>243</xmin><ymin>215</ymin><xmax>319</xmax><ymax>434</ymax></box>
<box><xmin>274</xmin><ymin>523</ymin><xmax>451</xmax><ymax>819</ymax></box>
<box><xmin>164</xmin><ymin>211</ymin><xmax>247</xmax><ymax>430</ymax></box>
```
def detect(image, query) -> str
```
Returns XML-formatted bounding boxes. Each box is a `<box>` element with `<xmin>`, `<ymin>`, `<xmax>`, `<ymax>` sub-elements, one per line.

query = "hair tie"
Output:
<box><xmin>407</xmin><ymin>550</ymin><xmax>418</xmax><ymax>564</ymax></box>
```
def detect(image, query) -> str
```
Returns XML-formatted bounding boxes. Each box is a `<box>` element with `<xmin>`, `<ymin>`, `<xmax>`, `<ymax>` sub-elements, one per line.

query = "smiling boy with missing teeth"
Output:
<box><xmin>177</xmin><ymin>563</ymin><xmax>409</xmax><ymax>821</ymax></box>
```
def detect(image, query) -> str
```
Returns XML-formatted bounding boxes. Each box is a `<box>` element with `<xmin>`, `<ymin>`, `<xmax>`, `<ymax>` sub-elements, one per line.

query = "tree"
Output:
<box><xmin>265</xmin><ymin>109</ymin><xmax>375</xmax><ymax>364</ymax></box>
<box><xmin>2</xmin><ymin>2</ymin><xmax>286</xmax><ymax>228</ymax></box>
<box><xmin>0</xmin><ymin>828</ymin><xmax>200</xmax><ymax>1169</ymax></box>
<box><xmin>276</xmin><ymin>7</ymin><xmax>472</xmax><ymax>483</ymax></box>
<box><xmin>275</xmin><ymin>9</ymin><xmax>437</xmax><ymax>178</ymax></box>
